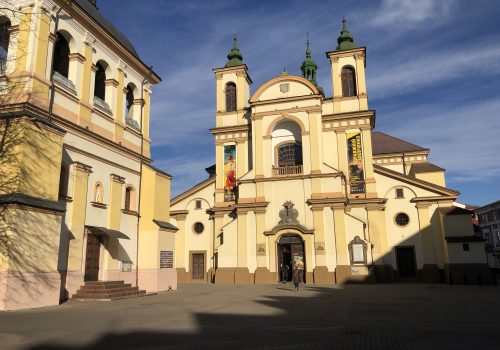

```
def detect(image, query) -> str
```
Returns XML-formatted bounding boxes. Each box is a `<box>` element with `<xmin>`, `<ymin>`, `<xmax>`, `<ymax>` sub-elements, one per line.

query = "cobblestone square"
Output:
<box><xmin>1</xmin><ymin>284</ymin><xmax>500</xmax><ymax>349</ymax></box>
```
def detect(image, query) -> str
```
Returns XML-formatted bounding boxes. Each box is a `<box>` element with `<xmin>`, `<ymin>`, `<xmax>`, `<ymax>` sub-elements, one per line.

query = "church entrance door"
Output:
<box><xmin>277</xmin><ymin>235</ymin><xmax>305</xmax><ymax>283</ymax></box>
<box><xmin>396</xmin><ymin>246</ymin><xmax>416</xmax><ymax>282</ymax></box>
<box><xmin>84</xmin><ymin>233</ymin><xmax>101</xmax><ymax>282</ymax></box>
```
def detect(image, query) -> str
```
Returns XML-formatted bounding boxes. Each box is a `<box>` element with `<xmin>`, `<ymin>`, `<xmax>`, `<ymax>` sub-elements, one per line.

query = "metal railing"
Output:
<box><xmin>273</xmin><ymin>165</ymin><xmax>303</xmax><ymax>176</ymax></box>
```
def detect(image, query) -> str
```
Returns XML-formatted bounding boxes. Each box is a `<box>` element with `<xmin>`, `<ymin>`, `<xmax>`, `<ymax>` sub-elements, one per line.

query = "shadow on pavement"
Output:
<box><xmin>25</xmin><ymin>285</ymin><xmax>500</xmax><ymax>350</ymax></box>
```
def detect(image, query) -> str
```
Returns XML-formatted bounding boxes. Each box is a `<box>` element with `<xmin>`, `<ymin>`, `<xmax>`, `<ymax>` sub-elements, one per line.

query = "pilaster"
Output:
<box><xmin>416</xmin><ymin>203</ymin><xmax>440</xmax><ymax>283</ymax></box>
<box><xmin>106</xmin><ymin>173</ymin><xmax>125</xmax><ymax>271</ymax></box>
<box><xmin>66</xmin><ymin>162</ymin><xmax>92</xmax><ymax>271</ymax></box>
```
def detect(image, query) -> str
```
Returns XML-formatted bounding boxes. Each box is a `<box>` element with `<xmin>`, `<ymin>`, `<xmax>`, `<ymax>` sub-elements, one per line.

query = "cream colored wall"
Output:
<box><xmin>377</xmin><ymin>174</ymin><xmax>441</xmax><ymax>268</ymax></box>
<box><xmin>414</xmin><ymin>172</ymin><xmax>446</xmax><ymax>187</ymax></box>
<box><xmin>443</xmin><ymin>215</ymin><xmax>474</xmax><ymax>237</ymax></box>
<box><xmin>447</xmin><ymin>243</ymin><xmax>487</xmax><ymax>264</ymax></box>
<box><xmin>1</xmin><ymin>206</ymin><xmax>63</xmax><ymax>273</ymax></box>
<box><xmin>258</xmin><ymin>79</ymin><xmax>315</xmax><ymax>100</ymax></box>
<box><xmin>171</xmin><ymin>181</ymin><xmax>215</xmax><ymax>271</ymax></box>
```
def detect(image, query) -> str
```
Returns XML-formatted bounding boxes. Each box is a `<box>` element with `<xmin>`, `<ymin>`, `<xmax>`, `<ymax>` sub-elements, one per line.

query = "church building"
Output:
<box><xmin>170</xmin><ymin>19</ymin><xmax>492</xmax><ymax>285</ymax></box>
<box><xmin>0</xmin><ymin>0</ymin><xmax>177</xmax><ymax>310</ymax></box>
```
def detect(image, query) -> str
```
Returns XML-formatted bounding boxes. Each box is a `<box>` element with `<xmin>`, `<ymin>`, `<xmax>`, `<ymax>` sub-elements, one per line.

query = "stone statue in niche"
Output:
<box><xmin>278</xmin><ymin>201</ymin><xmax>299</xmax><ymax>226</ymax></box>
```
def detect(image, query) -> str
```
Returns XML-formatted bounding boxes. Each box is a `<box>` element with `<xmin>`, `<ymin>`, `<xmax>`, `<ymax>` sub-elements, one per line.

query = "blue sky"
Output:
<box><xmin>97</xmin><ymin>0</ymin><xmax>500</xmax><ymax>206</ymax></box>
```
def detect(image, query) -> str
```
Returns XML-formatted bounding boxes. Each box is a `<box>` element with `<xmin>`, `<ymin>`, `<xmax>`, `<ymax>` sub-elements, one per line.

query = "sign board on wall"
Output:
<box><xmin>224</xmin><ymin>145</ymin><xmax>237</xmax><ymax>201</ymax></box>
<box><xmin>346</xmin><ymin>132</ymin><xmax>366</xmax><ymax>194</ymax></box>
<box><xmin>160</xmin><ymin>251</ymin><xmax>173</xmax><ymax>269</ymax></box>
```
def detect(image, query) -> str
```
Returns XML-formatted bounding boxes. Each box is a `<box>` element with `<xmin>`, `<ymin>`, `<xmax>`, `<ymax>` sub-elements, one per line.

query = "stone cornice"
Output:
<box><xmin>252</xmin><ymin>105</ymin><xmax>322</xmax><ymax>119</ymax></box>
<box><xmin>210</xmin><ymin>124</ymin><xmax>249</xmax><ymax>135</ymax></box>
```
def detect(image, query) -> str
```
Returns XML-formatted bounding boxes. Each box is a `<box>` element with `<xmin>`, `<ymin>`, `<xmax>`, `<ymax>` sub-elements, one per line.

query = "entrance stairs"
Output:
<box><xmin>72</xmin><ymin>281</ymin><xmax>149</xmax><ymax>301</ymax></box>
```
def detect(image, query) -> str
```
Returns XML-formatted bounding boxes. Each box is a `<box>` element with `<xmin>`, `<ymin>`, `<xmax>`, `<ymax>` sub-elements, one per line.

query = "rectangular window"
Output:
<box><xmin>160</xmin><ymin>251</ymin><xmax>174</xmax><ymax>268</ymax></box>
<box><xmin>396</xmin><ymin>188</ymin><xmax>404</xmax><ymax>198</ymax></box>
<box><xmin>195</xmin><ymin>200</ymin><xmax>202</xmax><ymax>209</ymax></box>
<box><xmin>120</xmin><ymin>261</ymin><xmax>132</xmax><ymax>272</ymax></box>
<box><xmin>462</xmin><ymin>243</ymin><xmax>470</xmax><ymax>251</ymax></box>
<box><xmin>487</xmin><ymin>212</ymin><xmax>495</xmax><ymax>222</ymax></box>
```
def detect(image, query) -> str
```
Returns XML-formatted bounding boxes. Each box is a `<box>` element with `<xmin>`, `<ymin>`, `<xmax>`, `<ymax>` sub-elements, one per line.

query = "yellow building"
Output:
<box><xmin>0</xmin><ymin>0</ymin><xmax>177</xmax><ymax>311</ymax></box>
<box><xmin>171</xmin><ymin>20</ymin><xmax>492</xmax><ymax>286</ymax></box>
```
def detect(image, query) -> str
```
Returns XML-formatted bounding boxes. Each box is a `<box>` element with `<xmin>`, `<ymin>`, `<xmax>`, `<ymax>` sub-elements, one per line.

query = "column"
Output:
<box><xmin>215</xmin><ymin>142</ymin><xmax>225</xmax><ymax>204</ymax></box>
<box><xmin>235</xmin><ymin>210</ymin><xmax>251</xmax><ymax>283</ymax></box>
<box><xmin>361</xmin><ymin>127</ymin><xmax>377</xmax><ymax>196</ymax></box>
<box><xmin>174</xmin><ymin>214</ymin><xmax>187</xmax><ymax>283</ymax></box>
<box><xmin>332</xmin><ymin>204</ymin><xmax>350</xmax><ymax>284</ymax></box>
<box><xmin>336</xmin><ymin>131</ymin><xmax>348</xmax><ymax>176</ymax></box>
<box><xmin>114</xmin><ymin>66</ymin><xmax>126</xmax><ymax>141</ymax></box>
<box><xmin>312</xmin><ymin>207</ymin><xmax>334</xmax><ymax>284</ymax></box>
<box><xmin>31</xmin><ymin>10</ymin><xmax>51</xmax><ymax>107</ymax></box>
<box><xmin>366</xmin><ymin>206</ymin><xmax>392</xmax><ymax>282</ymax></box>
<box><xmin>254</xmin><ymin>210</ymin><xmax>271</xmax><ymax>283</ymax></box>
<box><xmin>105</xmin><ymin>174</ymin><xmax>125</xmax><ymax>274</ymax></box>
<box><xmin>66</xmin><ymin>162</ymin><xmax>92</xmax><ymax>271</ymax></box>
<box><xmin>355</xmin><ymin>53</ymin><xmax>368</xmax><ymax>110</ymax></box>
<box><xmin>254</xmin><ymin>117</ymin><xmax>264</xmax><ymax>177</ymax></box>
<box><xmin>416</xmin><ymin>203</ymin><xmax>440</xmax><ymax>282</ymax></box>
<box><xmin>330</xmin><ymin>57</ymin><xmax>342</xmax><ymax>113</ymax></box>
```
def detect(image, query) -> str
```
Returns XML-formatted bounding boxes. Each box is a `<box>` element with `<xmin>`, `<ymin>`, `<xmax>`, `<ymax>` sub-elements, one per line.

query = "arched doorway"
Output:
<box><xmin>277</xmin><ymin>235</ymin><xmax>305</xmax><ymax>283</ymax></box>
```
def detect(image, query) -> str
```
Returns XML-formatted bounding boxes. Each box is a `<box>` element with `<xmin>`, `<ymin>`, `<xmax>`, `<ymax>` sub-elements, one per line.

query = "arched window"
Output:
<box><xmin>341</xmin><ymin>66</ymin><xmax>356</xmax><ymax>97</ymax></box>
<box><xmin>225</xmin><ymin>82</ymin><xmax>236</xmax><ymax>112</ymax></box>
<box><xmin>0</xmin><ymin>18</ymin><xmax>11</xmax><ymax>71</ymax></box>
<box><xmin>124</xmin><ymin>186</ymin><xmax>134</xmax><ymax>211</ymax></box>
<box><xmin>277</xmin><ymin>142</ymin><xmax>303</xmax><ymax>167</ymax></box>
<box><xmin>94</xmin><ymin>62</ymin><xmax>106</xmax><ymax>100</ymax></box>
<box><xmin>125</xmin><ymin>85</ymin><xmax>134</xmax><ymax>118</ymax></box>
<box><xmin>53</xmin><ymin>33</ymin><xmax>70</xmax><ymax>78</ymax></box>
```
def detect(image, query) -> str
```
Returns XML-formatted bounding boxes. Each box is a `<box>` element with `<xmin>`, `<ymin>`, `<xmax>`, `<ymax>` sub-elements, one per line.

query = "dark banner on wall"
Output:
<box><xmin>347</xmin><ymin>132</ymin><xmax>366</xmax><ymax>194</ymax></box>
<box><xmin>224</xmin><ymin>145</ymin><xmax>237</xmax><ymax>201</ymax></box>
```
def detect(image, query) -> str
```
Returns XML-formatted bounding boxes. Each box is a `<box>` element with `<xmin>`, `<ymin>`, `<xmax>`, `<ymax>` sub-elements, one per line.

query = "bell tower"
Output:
<box><xmin>212</xmin><ymin>38</ymin><xmax>253</xmax><ymax>206</ymax></box>
<box><xmin>326</xmin><ymin>18</ymin><xmax>368</xmax><ymax>114</ymax></box>
<box><xmin>325</xmin><ymin>18</ymin><xmax>377</xmax><ymax>198</ymax></box>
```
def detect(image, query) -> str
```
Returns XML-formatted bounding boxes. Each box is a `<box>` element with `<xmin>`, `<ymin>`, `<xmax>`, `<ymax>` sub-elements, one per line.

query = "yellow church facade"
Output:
<box><xmin>171</xmin><ymin>21</ymin><xmax>492</xmax><ymax>286</ymax></box>
<box><xmin>0</xmin><ymin>0</ymin><xmax>177</xmax><ymax>311</ymax></box>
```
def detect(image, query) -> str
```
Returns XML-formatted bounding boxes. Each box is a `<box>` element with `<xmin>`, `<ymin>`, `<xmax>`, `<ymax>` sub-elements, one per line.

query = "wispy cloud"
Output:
<box><xmin>367</xmin><ymin>35</ymin><xmax>500</xmax><ymax>100</ymax></box>
<box><xmin>370</xmin><ymin>0</ymin><xmax>454</xmax><ymax>29</ymax></box>
<box><xmin>381</xmin><ymin>98</ymin><xmax>500</xmax><ymax>184</ymax></box>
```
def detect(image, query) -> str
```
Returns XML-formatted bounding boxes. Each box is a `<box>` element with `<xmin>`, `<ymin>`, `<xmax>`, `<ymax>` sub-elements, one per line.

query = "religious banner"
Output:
<box><xmin>224</xmin><ymin>145</ymin><xmax>237</xmax><ymax>201</ymax></box>
<box><xmin>346</xmin><ymin>132</ymin><xmax>366</xmax><ymax>194</ymax></box>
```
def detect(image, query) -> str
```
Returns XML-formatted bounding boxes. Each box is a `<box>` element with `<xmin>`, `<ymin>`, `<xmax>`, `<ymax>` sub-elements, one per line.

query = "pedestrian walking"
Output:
<box><xmin>293</xmin><ymin>258</ymin><xmax>304</xmax><ymax>290</ymax></box>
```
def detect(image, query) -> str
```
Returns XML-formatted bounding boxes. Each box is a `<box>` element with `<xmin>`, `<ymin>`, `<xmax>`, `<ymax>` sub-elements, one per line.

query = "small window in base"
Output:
<box><xmin>193</xmin><ymin>222</ymin><xmax>204</xmax><ymax>234</ymax></box>
<box><xmin>396</xmin><ymin>188</ymin><xmax>404</xmax><ymax>198</ymax></box>
<box><xmin>120</xmin><ymin>261</ymin><xmax>132</xmax><ymax>272</ymax></box>
<box><xmin>463</xmin><ymin>243</ymin><xmax>470</xmax><ymax>252</ymax></box>
<box><xmin>195</xmin><ymin>200</ymin><xmax>202</xmax><ymax>209</ymax></box>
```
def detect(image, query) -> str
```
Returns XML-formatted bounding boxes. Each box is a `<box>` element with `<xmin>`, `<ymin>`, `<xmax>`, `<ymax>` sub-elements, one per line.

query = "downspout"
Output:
<box><xmin>47</xmin><ymin>0</ymin><xmax>71</xmax><ymax>123</ymax></box>
<box><xmin>135</xmin><ymin>66</ymin><xmax>153</xmax><ymax>288</ymax></box>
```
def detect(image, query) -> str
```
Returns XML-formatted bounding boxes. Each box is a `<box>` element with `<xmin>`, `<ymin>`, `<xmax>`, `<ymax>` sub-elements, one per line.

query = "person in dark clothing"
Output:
<box><xmin>293</xmin><ymin>259</ymin><xmax>304</xmax><ymax>290</ymax></box>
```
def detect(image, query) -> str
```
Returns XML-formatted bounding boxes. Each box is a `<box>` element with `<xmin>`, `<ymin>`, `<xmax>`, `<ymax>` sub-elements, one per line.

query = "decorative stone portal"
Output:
<box><xmin>277</xmin><ymin>235</ymin><xmax>305</xmax><ymax>283</ymax></box>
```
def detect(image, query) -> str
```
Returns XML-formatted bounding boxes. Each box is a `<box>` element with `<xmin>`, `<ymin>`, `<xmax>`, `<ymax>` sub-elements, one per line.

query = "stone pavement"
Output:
<box><xmin>1</xmin><ymin>283</ymin><xmax>500</xmax><ymax>349</ymax></box>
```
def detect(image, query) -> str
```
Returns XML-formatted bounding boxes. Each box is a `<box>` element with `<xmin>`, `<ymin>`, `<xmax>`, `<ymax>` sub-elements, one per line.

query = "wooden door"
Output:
<box><xmin>192</xmin><ymin>253</ymin><xmax>205</xmax><ymax>280</ymax></box>
<box><xmin>84</xmin><ymin>234</ymin><xmax>101</xmax><ymax>281</ymax></box>
<box><xmin>396</xmin><ymin>247</ymin><xmax>416</xmax><ymax>279</ymax></box>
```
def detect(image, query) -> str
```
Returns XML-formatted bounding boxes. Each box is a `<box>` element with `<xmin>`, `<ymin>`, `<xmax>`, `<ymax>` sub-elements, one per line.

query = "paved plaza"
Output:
<box><xmin>1</xmin><ymin>283</ymin><xmax>500</xmax><ymax>349</ymax></box>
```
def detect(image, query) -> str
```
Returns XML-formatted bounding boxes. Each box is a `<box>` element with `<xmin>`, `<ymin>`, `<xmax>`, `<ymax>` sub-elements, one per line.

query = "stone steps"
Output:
<box><xmin>72</xmin><ymin>280</ymin><xmax>148</xmax><ymax>301</ymax></box>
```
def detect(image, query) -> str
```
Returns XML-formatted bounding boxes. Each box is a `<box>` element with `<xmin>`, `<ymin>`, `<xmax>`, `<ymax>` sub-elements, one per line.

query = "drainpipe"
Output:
<box><xmin>47</xmin><ymin>0</ymin><xmax>72</xmax><ymax>123</ymax></box>
<box><xmin>135</xmin><ymin>66</ymin><xmax>153</xmax><ymax>288</ymax></box>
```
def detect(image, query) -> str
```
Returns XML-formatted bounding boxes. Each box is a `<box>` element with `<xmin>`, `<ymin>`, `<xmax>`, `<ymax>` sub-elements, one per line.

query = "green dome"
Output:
<box><xmin>336</xmin><ymin>17</ymin><xmax>356</xmax><ymax>51</ymax></box>
<box><xmin>225</xmin><ymin>37</ymin><xmax>243</xmax><ymax>68</ymax></box>
<box><xmin>301</xmin><ymin>37</ymin><xmax>317</xmax><ymax>84</ymax></box>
